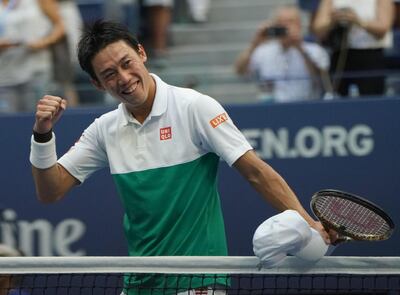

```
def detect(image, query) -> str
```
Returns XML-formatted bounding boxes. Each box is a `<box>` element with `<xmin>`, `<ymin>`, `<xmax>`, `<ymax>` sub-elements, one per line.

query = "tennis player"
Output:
<box><xmin>30</xmin><ymin>20</ymin><xmax>331</xmax><ymax>294</ymax></box>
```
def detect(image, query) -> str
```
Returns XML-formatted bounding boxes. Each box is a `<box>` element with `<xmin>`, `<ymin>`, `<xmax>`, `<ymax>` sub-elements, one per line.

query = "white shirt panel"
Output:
<box><xmin>58</xmin><ymin>74</ymin><xmax>252</xmax><ymax>182</ymax></box>
<box><xmin>58</xmin><ymin>117</ymin><xmax>109</xmax><ymax>183</ymax></box>
<box><xmin>188</xmin><ymin>94</ymin><xmax>253</xmax><ymax>166</ymax></box>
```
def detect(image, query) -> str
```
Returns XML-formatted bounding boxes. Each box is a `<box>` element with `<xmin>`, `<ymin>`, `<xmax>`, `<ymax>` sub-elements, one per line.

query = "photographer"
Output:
<box><xmin>312</xmin><ymin>0</ymin><xmax>394</xmax><ymax>97</ymax></box>
<box><xmin>235</xmin><ymin>5</ymin><xmax>330</xmax><ymax>103</ymax></box>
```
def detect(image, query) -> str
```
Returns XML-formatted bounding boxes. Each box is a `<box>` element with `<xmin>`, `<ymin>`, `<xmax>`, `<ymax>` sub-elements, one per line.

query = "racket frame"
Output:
<box><xmin>311</xmin><ymin>189</ymin><xmax>395</xmax><ymax>242</ymax></box>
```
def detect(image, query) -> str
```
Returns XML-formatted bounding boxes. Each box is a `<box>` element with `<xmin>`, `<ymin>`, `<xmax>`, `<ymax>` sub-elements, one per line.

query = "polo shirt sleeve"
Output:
<box><xmin>189</xmin><ymin>94</ymin><xmax>253</xmax><ymax>166</ymax></box>
<box><xmin>57</xmin><ymin>119</ymin><xmax>108</xmax><ymax>183</ymax></box>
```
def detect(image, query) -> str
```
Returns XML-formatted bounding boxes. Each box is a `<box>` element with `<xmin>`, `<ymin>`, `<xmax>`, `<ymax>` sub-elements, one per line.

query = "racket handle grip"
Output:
<box><xmin>332</xmin><ymin>236</ymin><xmax>352</xmax><ymax>245</ymax></box>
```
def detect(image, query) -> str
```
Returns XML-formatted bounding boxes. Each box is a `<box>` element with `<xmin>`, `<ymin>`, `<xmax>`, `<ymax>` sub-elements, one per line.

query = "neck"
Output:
<box><xmin>131</xmin><ymin>108</ymin><xmax>151</xmax><ymax>124</ymax></box>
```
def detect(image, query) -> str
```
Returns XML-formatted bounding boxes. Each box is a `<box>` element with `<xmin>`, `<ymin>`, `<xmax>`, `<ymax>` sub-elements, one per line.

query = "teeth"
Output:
<box><xmin>122</xmin><ymin>81</ymin><xmax>138</xmax><ymax>94</ymax></box>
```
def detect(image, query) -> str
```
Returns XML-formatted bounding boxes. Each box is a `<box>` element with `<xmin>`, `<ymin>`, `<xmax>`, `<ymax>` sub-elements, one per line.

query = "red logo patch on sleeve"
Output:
<box><xmin>210</xmin><ymin>112</ymin><xmax>228</xmax><ymax>128</ymax></box>
<box><xmin>160</xmin><ymin>127</ymin><xmax>172</xmax><ymax>140</ymax></box>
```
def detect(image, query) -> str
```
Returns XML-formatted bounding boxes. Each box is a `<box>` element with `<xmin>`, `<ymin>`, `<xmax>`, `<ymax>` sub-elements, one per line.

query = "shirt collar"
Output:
<box><xmin>118</xmin><ymin>73</ymin><xmax>168</xmax><ymax>127</ymax></box>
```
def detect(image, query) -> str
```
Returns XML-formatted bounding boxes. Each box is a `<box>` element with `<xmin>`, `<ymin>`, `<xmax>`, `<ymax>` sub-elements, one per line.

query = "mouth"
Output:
<box><xmin>121</xmin><ymin>81</ymin><xmax>139</xmax><ymax>95</ymax></box>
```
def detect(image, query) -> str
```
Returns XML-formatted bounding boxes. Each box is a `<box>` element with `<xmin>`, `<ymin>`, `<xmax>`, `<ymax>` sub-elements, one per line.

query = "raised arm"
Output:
<box><xmin>233</xmin><ymin>150</ymin><xmax>331</xmax><ymax>243</ymax></box>
<box><xmin>235</xmin><ymin>21</ymin><xmax>270</xmax><ymax>75</ymax></box>
<box><xmin>30</xmin><ymin>95</ymin><xmax>79</xmax><ymax>203</ymax></box>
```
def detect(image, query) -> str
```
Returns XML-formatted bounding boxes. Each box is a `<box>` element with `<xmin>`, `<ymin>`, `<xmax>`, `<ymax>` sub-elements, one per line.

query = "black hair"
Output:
<box><xmin>77</xmin><ymin>19</ymin><xmax>140</xmax><ymax>81</ymax></box>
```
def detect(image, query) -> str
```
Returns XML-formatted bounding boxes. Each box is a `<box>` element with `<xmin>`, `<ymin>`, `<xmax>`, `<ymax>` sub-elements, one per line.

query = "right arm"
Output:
<box><xmin>32</xmin><ymin>163</ymin><xmax>79</xmax><ymax>203</ymax></box>
<box><xmin>311</xmin><ymin>0</ymin><xmax>334</xmax><ymax>41</ymax></box>
<box><xmin>233</xmin><ymin>150</ymin><xmax>331</xmax><ymax>244</ymax></box>
<box><xmin>30</xmin><ymin>95</ymin><xmax>79</xmax><ymax>203</ymax></box>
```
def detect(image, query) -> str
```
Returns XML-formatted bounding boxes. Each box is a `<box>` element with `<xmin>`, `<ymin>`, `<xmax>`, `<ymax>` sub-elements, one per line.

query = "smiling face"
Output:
<box><xmin>91</xmin><ymin>40</ymin><xmax>156</xmax><ymax>119</ymax></box>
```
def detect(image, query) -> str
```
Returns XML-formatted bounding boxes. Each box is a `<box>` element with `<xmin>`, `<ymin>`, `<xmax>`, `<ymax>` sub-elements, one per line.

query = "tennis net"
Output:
<box><xmin>0</xmin><ymin>256</ymin><xmax>399</xmax><ymax>295</ymax></box>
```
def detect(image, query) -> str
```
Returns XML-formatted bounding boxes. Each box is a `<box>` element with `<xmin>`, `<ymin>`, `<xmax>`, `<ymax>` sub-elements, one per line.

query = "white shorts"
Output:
<box><xmin>121</xmin><ymin>286</ymin><xmax>226</xmax><ymax>295</ymax></box>
<box><xmin>142</xmin><ymin>0</ymin><xmax>174</xmax><ymax>7</ymax></box>
<box><xmin>177</xmin><ymin>288</ymin><xmax>226</xmax><ymax>295</ymax></box>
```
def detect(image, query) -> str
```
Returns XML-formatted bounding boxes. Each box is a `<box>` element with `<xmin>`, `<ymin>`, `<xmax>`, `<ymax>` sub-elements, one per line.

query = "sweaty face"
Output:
<box><xmin>91</xmin><ymin>41</ymin><xmax>155</xmax><ymax>113</ymax></box>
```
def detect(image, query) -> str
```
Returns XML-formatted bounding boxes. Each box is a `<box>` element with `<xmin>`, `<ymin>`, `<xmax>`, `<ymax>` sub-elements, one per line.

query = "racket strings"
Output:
<box><xmin>315</xmin><ymin>196</ymin><xmax>390</xmax><ymax>240</ymax></box>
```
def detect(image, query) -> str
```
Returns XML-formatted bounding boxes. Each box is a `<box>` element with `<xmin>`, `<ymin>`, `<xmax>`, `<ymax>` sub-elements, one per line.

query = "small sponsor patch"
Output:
<box><xmin>210</xmin><ymin>113</ymin><xmax>228</xmax><ymax>128</ymax></box>
<box><xmin>160</xmin><ymin>126</ymin><xmax>172</xmax><ymax>140</ymax></box>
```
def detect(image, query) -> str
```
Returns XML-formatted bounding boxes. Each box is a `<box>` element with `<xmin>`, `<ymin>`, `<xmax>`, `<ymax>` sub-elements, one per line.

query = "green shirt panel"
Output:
<box><xmin>112</xmin><ymin>153</ymin><xmax>229</xmax><ymax>294</ymax></box>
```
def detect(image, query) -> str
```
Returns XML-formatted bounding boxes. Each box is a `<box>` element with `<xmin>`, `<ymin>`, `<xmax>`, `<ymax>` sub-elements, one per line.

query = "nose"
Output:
<box><xmin>117</xmin><ymin>69</ymin><xmax>131</xmax><ymax>85</ymax></box>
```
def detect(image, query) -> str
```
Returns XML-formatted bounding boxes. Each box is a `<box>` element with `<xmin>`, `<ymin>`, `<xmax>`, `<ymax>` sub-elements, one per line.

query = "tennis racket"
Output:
<box><xmin>311</xmin><ymin>189</ymin><xmax>395</xmax><ymax>245</ymax></box>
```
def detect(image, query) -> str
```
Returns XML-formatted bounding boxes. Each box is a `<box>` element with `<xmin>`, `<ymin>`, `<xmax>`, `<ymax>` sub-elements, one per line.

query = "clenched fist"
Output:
<box><xmin>33</xmin><ymin>95</ymin><xmax>67</xmax><ymax>134</ymax></box>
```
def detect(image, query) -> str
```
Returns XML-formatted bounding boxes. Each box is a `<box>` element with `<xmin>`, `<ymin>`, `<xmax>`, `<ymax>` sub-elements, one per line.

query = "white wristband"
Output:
<box><xmin>30</xmin><ymin>133</ymin><xmax>57</xmax><ymax>169</ymax></box>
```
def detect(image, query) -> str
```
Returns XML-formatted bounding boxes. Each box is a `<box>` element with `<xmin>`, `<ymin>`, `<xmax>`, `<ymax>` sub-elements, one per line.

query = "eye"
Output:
<box><xmin>125</xmin><ymin>60</ymin><xmax>132</xmax><ymax>68</ymax></box>
<box><xmin>103</xmin><ymin>71</ymin><xmax>116</xmax><ymax>80</ymax></box>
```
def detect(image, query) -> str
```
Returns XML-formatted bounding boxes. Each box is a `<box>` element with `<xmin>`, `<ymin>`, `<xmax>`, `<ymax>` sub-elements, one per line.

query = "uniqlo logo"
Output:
<box><xmin>160</xmin><ymin>126</ymin><xmax>172</xmax><ymax>140</ymax></box>
<box><xmin>210</xmin><ymin>112</ymin><xmax>228</xmax><ymax>128</ymax></box>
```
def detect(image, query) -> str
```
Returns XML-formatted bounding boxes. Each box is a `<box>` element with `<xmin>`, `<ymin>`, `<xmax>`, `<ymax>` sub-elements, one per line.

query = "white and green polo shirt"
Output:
<box><xmin>58</xmin><ymin>74</ymin><xmax>252</xmax><ymax>293</ymax></box>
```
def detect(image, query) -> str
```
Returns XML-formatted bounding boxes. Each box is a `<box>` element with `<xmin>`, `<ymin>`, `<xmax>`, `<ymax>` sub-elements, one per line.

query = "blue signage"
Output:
<box><xmin>0</xmin><ymin>98</ymin><xmax>399</xmax><ymax>257</ymax></box>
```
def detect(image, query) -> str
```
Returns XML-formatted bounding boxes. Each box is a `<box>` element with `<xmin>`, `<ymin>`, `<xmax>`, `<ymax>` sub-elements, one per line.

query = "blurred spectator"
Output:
<box><xmin>0</xmin><ymin>0</ymin><xmax>65</xmax><ymax>113</ymax></box>
<box><xmin>104</xmin><ymin>0</ymin><xmax>140</xmax><ymax>34</ymax></box>
<box><xmin>52</xmin><ymin>0</ymin><xmax>83</xmax><ymax>107</ymax></box>
<box><xmin>186</xmin><ymin>0</ymin><xmax>210</xmax><ymax>23</ymax></box>
<box><xmin>141</xmin><ymin>0</ymin><xmax>211</xmax><ymax>67</ymax></box>
<box><xmin>141</xmin><ymin>0</ymin><xmax>173</xmax><ymax>63</ymax></box>
<box><xmin>235</xmin><ymin>5</ymin><xmax>331</xmax><ymax>103</ymax></box>
<box><xmin>0</xmin><ymin>244</ymin><xmax>26</xmax><ymax>295</ymax></box>
<box><xmin>312</xmin><ymin>0</ymin><xmax>394</xmax><ymax>97</ymax></box>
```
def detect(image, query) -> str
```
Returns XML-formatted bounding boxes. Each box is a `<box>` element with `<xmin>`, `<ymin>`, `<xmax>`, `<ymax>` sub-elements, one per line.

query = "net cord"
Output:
<box><xmin>0</xmin><ymin>256</ymin><xmax>399</xmax><ymax>275</ymax></box>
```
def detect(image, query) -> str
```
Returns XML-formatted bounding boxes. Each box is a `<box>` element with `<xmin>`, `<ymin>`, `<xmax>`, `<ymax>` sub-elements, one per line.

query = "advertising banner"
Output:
<box><xmin>0</xmin><ymin>98</ymin><xmax>398</xmax><ymax>257</ymax></box>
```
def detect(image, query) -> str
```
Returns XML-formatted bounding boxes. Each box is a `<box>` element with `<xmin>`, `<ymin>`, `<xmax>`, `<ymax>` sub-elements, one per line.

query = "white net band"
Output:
<box><xmin>1</xmin><ymin>256</ymin><xmax>400</xmax><ymax>275</ymax></box>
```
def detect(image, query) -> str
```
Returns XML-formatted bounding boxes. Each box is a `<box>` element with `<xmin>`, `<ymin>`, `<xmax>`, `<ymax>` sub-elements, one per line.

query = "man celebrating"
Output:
<box><xmin>30</xmin><ymin>20</ymin><xmax>330</xmax><ymax>294</ymax></box>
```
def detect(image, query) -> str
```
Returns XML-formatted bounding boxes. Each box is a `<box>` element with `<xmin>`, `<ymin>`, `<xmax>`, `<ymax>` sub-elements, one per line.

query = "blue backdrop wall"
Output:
<box><xmin>0</xmin><ymin>98</ymin><xmax>399</xmax><ymax>257</ymax></box>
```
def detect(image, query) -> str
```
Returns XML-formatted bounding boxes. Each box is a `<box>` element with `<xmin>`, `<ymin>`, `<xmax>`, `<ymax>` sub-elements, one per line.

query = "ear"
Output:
<box><xmin>138</xmin><ymin>44</ymin><xmax>148</xmax><ymax>63</ymax></box>
<box><xmin>91</xmin><ymin>78</ymin><xmax>105</xmax><ymax>91</ymax></box>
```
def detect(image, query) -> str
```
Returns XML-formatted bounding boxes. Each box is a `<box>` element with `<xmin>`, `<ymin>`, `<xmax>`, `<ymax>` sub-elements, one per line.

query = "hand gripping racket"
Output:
<box><xmin>311</xmin><ymin>189</ymin><xmax>395</xmax><ymax>245</ymax></box>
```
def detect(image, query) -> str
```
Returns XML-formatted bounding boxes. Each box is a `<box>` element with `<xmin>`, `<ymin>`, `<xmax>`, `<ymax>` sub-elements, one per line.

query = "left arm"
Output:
<box><xmin>233</xmin><ymin>150</ymin><xmax>330</xmax><ymax>243</ymax></box>
<box><xmin>27</xmin><ymin>0</ymin><xmax>65</xmax><ymax>50</ymax></box>
<box><xmin>189</xmin><ymin>95</ymin><xmax>332</xmax><ymax>243</ymax></box>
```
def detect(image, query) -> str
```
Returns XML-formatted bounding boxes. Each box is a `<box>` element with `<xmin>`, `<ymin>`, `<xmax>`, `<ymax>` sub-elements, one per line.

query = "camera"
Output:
<box><xmin>264</xmin><ymin>26</ymin><xmax>287</xmax><ymax>37</ymax></box>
